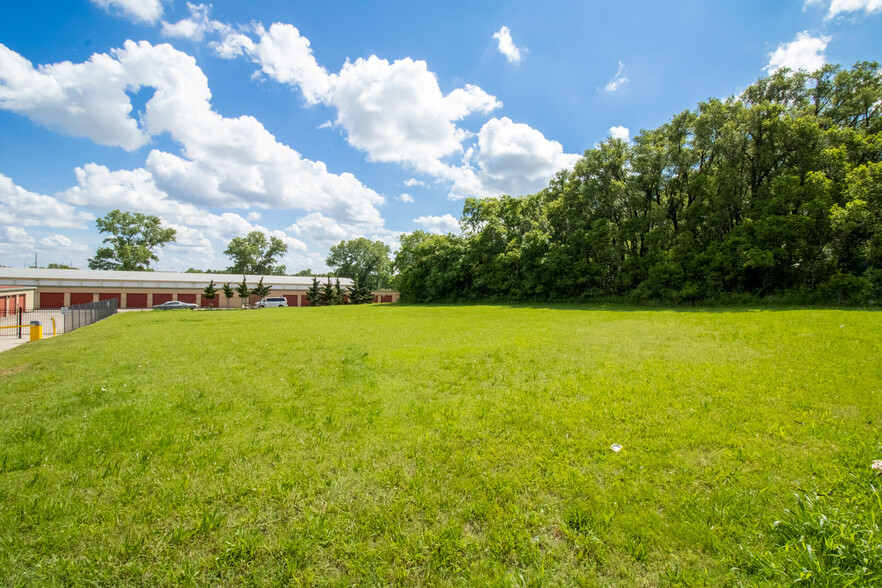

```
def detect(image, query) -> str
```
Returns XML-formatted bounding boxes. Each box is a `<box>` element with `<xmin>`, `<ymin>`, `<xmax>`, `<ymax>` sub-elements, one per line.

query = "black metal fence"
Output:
<box><xmin>0</xmin><ymin>307</ymin><xmax>67</xmax><ymax>338</ymax></box>
<box><xmin>65</xmin><ymin>298</ymin><xmax>118</xmax><ymax>332</ymax></box>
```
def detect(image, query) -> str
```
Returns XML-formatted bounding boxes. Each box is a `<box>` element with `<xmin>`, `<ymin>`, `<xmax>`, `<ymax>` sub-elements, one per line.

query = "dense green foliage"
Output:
<box><xmin>327</xmin><ymin>238</ymin><xmax>393</xmax><ymax>290</ymax></box>
<box><xmin>250</xmin><ymin>276</ymin><xmax>271</xmax><ymax>299</ymax></box>
<box><xmin>202</xmin><ymin>280</ymin><xmax>217</xmax><ymax>308</ymax></box>
<box><xmin>306</xmin><ymin>276</ymin><xmax>321</xmax><ymax>304</ymax></box>
<box><xmin>308</xmin><ymin>277</ymin><xmax>345</xmax><ymax>306</ymax></box>
<box><xmin>224</xmin><ymin>231</ymin><xmax>288</xmax><ymax>275</ymax></box>
<box><xmin>347</xmin><ymin>278</ymin><xmax>375</xmax><ymax>304</ymax></box>
<box><xmin>234</xmin><ymin>276</ymin><xmax>251</xmax><ymax>307</ymax></box>
<box><xmin>0</xmin><ymin>305</ymin><xmax>879</xmax><ymax>585</ymax></box>
<box><xmin>395</xmin><ymin>63</ymin><xmax>882</xmax><ymax>304</ymax></box>
<box><xmin>221</xmin><ymin>282</ymin><xmax>234</xmax><ymax>302</ymax></box>
<box><xmin>88</xmin><ymin>209</ymin><xmax>176</xmax><ymax>271</ymax></box>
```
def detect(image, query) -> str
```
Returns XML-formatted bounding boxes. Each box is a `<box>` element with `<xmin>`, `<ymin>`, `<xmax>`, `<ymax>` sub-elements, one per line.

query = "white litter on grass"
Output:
<box><xmin>611</xmin><ymin>444</ymin><xmax>622</xmax><ymax>452</ymax></box>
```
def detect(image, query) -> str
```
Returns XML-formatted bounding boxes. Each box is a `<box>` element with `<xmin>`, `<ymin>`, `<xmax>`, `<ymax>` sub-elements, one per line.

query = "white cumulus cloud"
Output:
<box><xmin>0</xmin><ymin>41</ymin><xmax>386</xmax><ymax>228</ymax></box>
<box><xmin>243</xmin><ymin>23</ymin><xmax>333</xmax><ymax>104</ymax></box>
<box><xmin>766</xmin><ymin>32</ymin><xmax>830</xmax><ymax>73</ymax></box>
<box><xmin>0</xmin><ymin>226</ymin><xmax>34</xmax><ymax>246</ymax></box>
<box><xmin>39</xmin><ymin>234</ymin><xmax>88</xmax><ymax>252</ymax></box>
<box><xmin>0</xmin><ymin>43</ymin><xmax>152</xmax><ymax>150</ymax></box>
<box><xmin>59</xmin><ymin>163</ymin><xmax>306</xmax><ymax>255</ymax></box>
<box><xmin>332</xmin><ymin>56</ymin><xmax>500</xmax><ymax>168</ymax></box>
<box><xmin>220</xmin><ymin>22</ymin><xmax>578</xmax><ymax>199</ymax></box>
<box><xmin>288</xmin><ymin>212</ymin><xmax>402</xmax><ymax>248</ymax></box>
<box><xmin>0</xmin><ymin>173</ymin><xmax>93</xmax><ymax>228</ymax></box>
<box><xmin>289</xmin><ymin>212</ymin><xmax>351</xmax><ymax>246</ymax></box>
<box><xmin>162</xmin><ymin>3</ymin><xmax>227</xmax><ymax>42</ymax></box>
<box><xmin>91</xmin><ymin>0</ymin><xmax>164</xmax><ymax>24</ymax></box>
<box><xmin>492</xmin><ymin>26</ymin><xmax>524</xmax><ymax>64</ymax></box>
<box><xmin>232</xmin><ymin>24</ymin><xmax>501</xmax><ymax>170</ymax></box>
<box><xmin>609</xmin><ymin>126</ymin><xmax>630</xmax><ymax>141</ymax></box>
<box><xmin>413</xmin><ymin>214</ymin><xmax>460</xmax><ymax>235</ymax></box>
<box><xmin>398</xmin><ymin>193</ymin><xmax>414</xmax><ymax>203</ymax></box>
<box><xmin>471</xmin><ymin>117</ymin><xmax>580</xmax><ymax>196</ymax></box>
<box><xmin>827</xmin><ymin>0</ymin><xmax>882</xmax><ymax>17</ymax></box>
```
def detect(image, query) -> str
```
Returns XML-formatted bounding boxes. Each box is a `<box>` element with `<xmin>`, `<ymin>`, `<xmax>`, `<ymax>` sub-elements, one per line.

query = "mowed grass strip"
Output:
<box><xmin>0</xmin><ymin>305</ymin><xmax>880</xmax><ymax>586</ymax></box>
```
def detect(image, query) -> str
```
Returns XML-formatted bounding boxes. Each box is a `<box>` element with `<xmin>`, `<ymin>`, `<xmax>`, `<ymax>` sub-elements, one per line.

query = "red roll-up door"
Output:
<box><xmin>40</xmin><ymin>292</ymin><xmax>65</xmax><ymax>309</ymax></box>
<box><xmin>127</xmin><ymin>293</ymin><xmax>148</xmax><ymax>308</ymax></box>
<box><xmin>0</xmin><ymin>296</ymin><xmax>7</xmax><ymax>317</ymax></box>
<box><xmin>70</xmin><ymin>292</ymin><xmax>94</xmax><ymax>305</ymax></box>
<box><xmin>99</xmin><ymin>293</ymin><xmax>121</xmax><ymax>304</ymax></box>
<box><xmin>200</xmin><ymin>294</ymin><xmax>218</xmax><ymax>308</ymax></box>
<box><xmin>153</xmin><ymin>293</ymin><xmax>173</xmax><ymax>305</ymax></box>
<box><xmin>284</xmin><ymin>295</ymin><xmax>298</xmax><ymax>307</ymax></box>
<box><xmin>178</xmin><ymin>293</ymin><xmax>197</xmax><ymax>304</ymax></box>
<box><xmin>381</xmin><ymin>295</ymin><xmax>393</xmax><ymax>303</ymax></box>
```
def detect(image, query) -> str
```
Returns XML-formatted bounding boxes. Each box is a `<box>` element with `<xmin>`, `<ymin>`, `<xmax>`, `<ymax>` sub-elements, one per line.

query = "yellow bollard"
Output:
<box><xmin>51</xmin><ymin>317</ymin><xmax>57</xmax><ymax>336</ymax></box>
<box><xmin>29</xmin><ymin>321</ymin><xmax>42</xmax><ymax>341</ymax></box>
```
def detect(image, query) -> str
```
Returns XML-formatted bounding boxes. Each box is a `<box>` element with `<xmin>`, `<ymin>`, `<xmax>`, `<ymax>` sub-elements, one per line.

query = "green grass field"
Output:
<box><xmin>1</xmin><ymin>305</ymin><xmax>880</xmax><ymax>586</ymax></box>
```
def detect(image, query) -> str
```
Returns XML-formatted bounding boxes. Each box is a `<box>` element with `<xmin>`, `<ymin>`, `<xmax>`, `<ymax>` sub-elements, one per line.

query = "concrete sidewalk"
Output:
<box><xmin>0</xmin><ymin>337</ymin><xmax>30</xmax><ymax>353</ymax></box>
<box><xmin>0</xmin><ymin>334</ymin><xmax>59</xmax><ymax>353</ymax></box>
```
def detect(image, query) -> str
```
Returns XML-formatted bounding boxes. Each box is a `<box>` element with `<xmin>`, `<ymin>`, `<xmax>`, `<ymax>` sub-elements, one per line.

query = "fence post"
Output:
<box><xmin>18</xmin><ymin>306</ymin><xmax>22</xmax><ymax>339</ymax></box>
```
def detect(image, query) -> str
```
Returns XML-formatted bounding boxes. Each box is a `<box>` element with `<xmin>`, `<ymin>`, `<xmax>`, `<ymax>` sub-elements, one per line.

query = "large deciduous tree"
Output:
<box><xmin>88</xmin><ymin>209</ymin><xmax>176</xmax><ymax>271</ymax></box>
<box><xmin>224</xmin><ymin>231</ymin><xmax>288</xmax><ymax>275</ymax></box>
<box><xmin>326</xmin><ymin>238</ymin><xmax>392</xmax><ymax>290</ymax></box>
<box><xmin>393</xmin><ymin>61</ymin><xmax>882</xmax><ymax>305</ymax></box>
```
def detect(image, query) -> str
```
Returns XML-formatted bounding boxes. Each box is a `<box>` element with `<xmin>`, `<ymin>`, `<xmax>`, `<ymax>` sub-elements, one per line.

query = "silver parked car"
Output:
<box><xmin>256</xmin><ymin>296</ymin><xmax>288</xmax><ymax>308</ymax></box>
<box><xmin>153</xmin><ymin>300</ymin><xmax>198</xmax><ymax>310</ymax></box>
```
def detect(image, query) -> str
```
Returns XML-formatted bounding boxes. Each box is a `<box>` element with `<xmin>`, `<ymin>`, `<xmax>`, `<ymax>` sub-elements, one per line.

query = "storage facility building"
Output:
<box><xmin>0</xmin><ymin>268</ymin><xmax>398</xmax><ymax>309</ymax></box>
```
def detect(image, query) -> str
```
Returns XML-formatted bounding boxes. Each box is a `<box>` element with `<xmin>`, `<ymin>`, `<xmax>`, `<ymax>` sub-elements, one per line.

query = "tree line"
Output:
<box><xmin>201</xmin><ymin>275</ymin><xmax>374</xmax><ymax>308</ymax></box>
<box><xmin>393</xmin><ymin>62</ymin><xmax>882</xmax><ymax>304</ymax></box>
<box><xmin>85</xmin><ymin>211</ymin><xmax>393</xmax><ymax>291</ymax></box>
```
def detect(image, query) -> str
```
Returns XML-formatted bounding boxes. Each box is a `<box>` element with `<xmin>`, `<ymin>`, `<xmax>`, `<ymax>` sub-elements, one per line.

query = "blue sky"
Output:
<box><xmin>1</xmin><ymin>0</ymin><xmax>881</xmax><ymax>272</ymax></box>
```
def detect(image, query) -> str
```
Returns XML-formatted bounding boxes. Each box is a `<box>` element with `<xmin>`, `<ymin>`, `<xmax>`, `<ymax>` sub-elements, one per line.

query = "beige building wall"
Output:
<box><xmin>372</xmin><ymin>290</ymin><xmax>400</xmax><ymax>303</ymax></box>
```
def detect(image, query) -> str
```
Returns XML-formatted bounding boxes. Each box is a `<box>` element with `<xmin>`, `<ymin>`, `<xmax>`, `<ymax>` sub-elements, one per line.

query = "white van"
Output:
<box><xmin>257</xmin><ymin>296</ymin><xmax>288</xmax><ymax>308</ymax></box>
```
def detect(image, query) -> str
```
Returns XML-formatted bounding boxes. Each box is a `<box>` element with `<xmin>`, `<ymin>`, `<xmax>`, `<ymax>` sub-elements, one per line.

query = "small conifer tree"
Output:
<box><xmin>321</xmin><ymin>277</ymin><xmax>337</xmax><ymax>305</ymax></box>
<box><xmin>235</xmin><ymin>276</ymin><xmax>250</xmax><ymax>307</ymax></box>
<box><xmin>251</xmin><ymin>276</ymin><xmax>271</xmax><ymax>300</ymax></box>
<box><xmin>348</xmin><ymin>278</ymin><xmax>373</xmax><ymax>304</ymax></box>
<box><xmin>334</xmin><ymin>278</ymin><xmax>345</xmax><ymax>304</ymax></box>
<box><xmin>221</xmin><ymin>283</ymin><xmax>234</xmax><ymax>308</ymax></box>
<box><xmin>203</xmin><ymin>280</ymin><xmax>217</xmax><ymax>309</ymax></box>
<box><xmin>306</xmin><ymin>277</ymin><xmax>322</xmax><ymax>306</ymax></box>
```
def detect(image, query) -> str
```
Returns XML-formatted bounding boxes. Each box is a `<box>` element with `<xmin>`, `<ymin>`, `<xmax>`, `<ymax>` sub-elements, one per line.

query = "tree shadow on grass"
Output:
<box><xmin>388</xmin><ymin>301</ymin><xmax>879</xmax><ymax>313</ymax></box>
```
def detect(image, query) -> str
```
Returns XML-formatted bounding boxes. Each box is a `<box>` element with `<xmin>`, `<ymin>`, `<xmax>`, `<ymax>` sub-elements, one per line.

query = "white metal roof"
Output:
<box><xmin>0</xmin><ymin>268</ymin><xmax>353</xmax><ymax>290</ymax></box>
